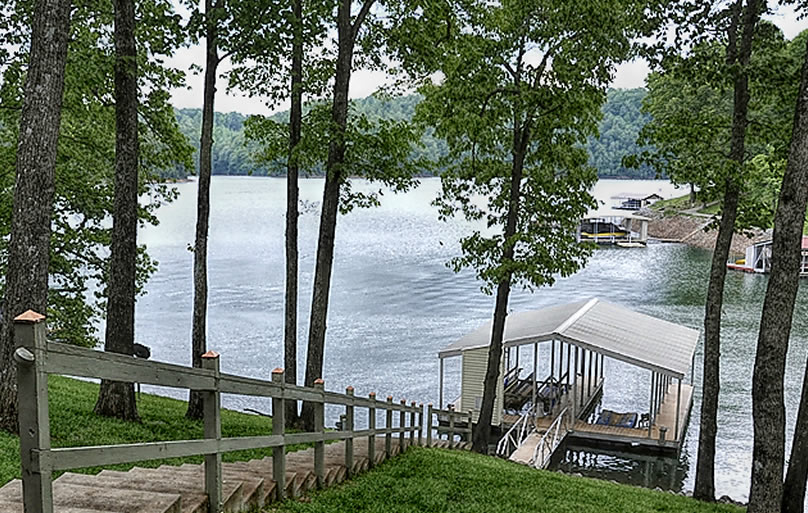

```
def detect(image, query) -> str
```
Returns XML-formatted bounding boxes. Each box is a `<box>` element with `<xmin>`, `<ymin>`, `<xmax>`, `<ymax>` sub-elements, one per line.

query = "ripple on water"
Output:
<box><xmin>133</xmin><ymin>178</ymin><xmax>808</xmax><ymax>506</ymax></box>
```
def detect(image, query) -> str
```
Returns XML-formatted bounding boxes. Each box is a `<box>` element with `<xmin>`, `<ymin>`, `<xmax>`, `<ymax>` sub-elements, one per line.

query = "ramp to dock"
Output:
<box><xmin>509</xmin><ymin>408</ymin><xmax>570</xmax><ymax>469</ymax></box>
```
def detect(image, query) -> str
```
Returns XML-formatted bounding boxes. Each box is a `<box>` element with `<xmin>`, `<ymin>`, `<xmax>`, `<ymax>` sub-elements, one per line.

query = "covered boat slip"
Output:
<box><xmin>437</xmin><ymin>298</ymin><xmax>699</xmax><ymax>461</ymax></box>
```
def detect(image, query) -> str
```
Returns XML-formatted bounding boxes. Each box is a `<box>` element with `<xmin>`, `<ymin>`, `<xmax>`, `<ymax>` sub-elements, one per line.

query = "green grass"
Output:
<box><xmin>650</xmin><ymin>193</ymin><xmax>692</xmax><ymax>212</ymax></box>
<box><xmin>273</xmin><ymin>448</ymin><xmax>743</xmax><ymax>513</ymax></box>
<box><xmin>0</xmin><ymin>375</ymin><xmax>284</xmax><ymax>485</ymax></box>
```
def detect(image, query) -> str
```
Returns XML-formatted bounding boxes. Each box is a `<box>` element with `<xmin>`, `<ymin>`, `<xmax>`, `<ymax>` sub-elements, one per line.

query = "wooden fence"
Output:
<box><xmin>12</xmin><ymin>311</ymin><xmax>472</xmax><ymax>513</ymax></box>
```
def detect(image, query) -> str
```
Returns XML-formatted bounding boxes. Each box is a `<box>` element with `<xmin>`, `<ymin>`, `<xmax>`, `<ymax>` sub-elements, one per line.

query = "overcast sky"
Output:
<box><xmin>168</xmin><ymin>5</ymin><xmax>808</xmax><ymax>116</ymax></box>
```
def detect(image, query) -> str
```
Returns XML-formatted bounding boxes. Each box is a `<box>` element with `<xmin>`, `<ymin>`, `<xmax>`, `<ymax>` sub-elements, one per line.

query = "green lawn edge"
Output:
<box><xmin>0</xmin><ymin>375</ymin><xmax>285</xmax><ymax>485</ymax></box>
<box><xmin>272</xmin><ymin>448</ymin><xmax>744</xmax><ymax>513</ymax></box>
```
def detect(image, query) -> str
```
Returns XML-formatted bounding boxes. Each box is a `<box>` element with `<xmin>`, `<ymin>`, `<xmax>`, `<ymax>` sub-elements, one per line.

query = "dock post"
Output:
<box><xmin>674</xmin><ymin>378</ymin><xmax>682</xmax><ymax>441</ymax></box>
<box><xmin>426</xmin><ymin>404</ymin><xmax>433</xmax><ymax>447</ymax></box>
<box><xmin>448</xmin><ymin>404</ymin><xmax>455</xmax><ymax>449</ymax></box>
<box><xmin>439</xmin><ymin>359</ymin><xmax>444</xmax><ymax>409</ymax></box>
<box><xmin>399</xmin><ymin>399</ymin><xmax>407</xmax><ymax>453</ymax></box>
<box><xmin>385</xmin><ymin>396</ymin><xmax>393</xmax><ymax>459</ymax></box>
<box><xmin>648</xmin><ymin>372</ymin><xmax>654</xmax><ymax>438</ymax></box>
<box><xmin>314</xmin><ymin>379</ymin><xmax>325</xmax><ymax>488</ymax></box>
<box><xmin>368</xmin><ymin>392</ymin><xmax>376</xmax><ymax>468</ymax></box>
<box><xmin>202</xmin><ymin>352</ymin><xmax>222</xmax><ymax>513</ymax></box>
<box><xmin>271</xmin><ymin>368</ymin><xmax>286</xmax><ymax>501</ymax></box>
<box><xmin>345</xmin><ymin>386</ymin><xmax>354</xmax><ymax>476</ymax></box>
<box><xmin>532</xmin><ymin>342</ymin><xmax>537</xmax><ymax>417</ymax></box>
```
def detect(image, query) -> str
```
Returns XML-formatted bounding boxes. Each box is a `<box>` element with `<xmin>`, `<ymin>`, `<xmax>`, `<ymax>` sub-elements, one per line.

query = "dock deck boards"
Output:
<box><xmin>533</xmin><ymin>382</ymin><xmax>693</xmax><ymax>445</ymax></box>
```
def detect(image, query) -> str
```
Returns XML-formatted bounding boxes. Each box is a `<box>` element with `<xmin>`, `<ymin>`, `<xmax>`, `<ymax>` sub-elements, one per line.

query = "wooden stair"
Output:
<box><xmin>0</xmin><ymin>435</ymin><xmax>470</xmax><ymax>512</ymax></box>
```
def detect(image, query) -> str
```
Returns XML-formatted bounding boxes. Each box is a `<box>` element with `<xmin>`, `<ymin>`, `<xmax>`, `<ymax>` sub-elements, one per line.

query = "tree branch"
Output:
<box><xmin>352</xmin><ymin>0</ymin><xmax>376</xmax><ymax>43</ymax></box>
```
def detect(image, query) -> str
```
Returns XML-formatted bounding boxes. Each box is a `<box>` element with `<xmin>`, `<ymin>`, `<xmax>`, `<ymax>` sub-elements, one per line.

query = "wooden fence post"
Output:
<box><xmin>271</xmin><ymin>368</ymin><xmax>286</xmax><ymax>500</ymax></box>
<box><xmin>409</xmin><ymin>401</ymin><xmax>417</xmax><ymax>446</ymax></box>
<box><xmin>313</xmin><ymin>379</ymin><xmax>325</xmax><ymax>489</ymax></box>
<box><xmin>417</xmin><ymin>403</ymin><xmax>423</xmax><ymax>447</ymax></box>
<box><xmin>399</xmin><ymin>399</ymin><xmax>406</xmax><ymax>453</ymax></box>
<box><xmin>14</xmin><ymin>310</ymin><xmax>52</xmax><ymax>513</ymax></box>
<box><xmin>345</xmin><ymin>386</ymin><xmax>354</xmax><ymax>476</ymax></box>
<box><xmin>367</xmin><ymin>392</ymin><xmax>376</xmax><ymax>468</ymax></box>
<box><xmin>426</xmin><ymin>404</ymin><xmax>433</xmax><ymax>448</ymax></box>
<box><xmin>385</xmin><ymin>396</ymin><xmax>393</xmax><ymax>459</ymax></box>
<box><xmin>448</xmin><ymin>404</ymin><xmax>455</xmax><ymax>449</ymax></box>
<box><xmin>202</xmin><ymin>351</ymin><xmax>222</xmax><ymax>513</ymax></box>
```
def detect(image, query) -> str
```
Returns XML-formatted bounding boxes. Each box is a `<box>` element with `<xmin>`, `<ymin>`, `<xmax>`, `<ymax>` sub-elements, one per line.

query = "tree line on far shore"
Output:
<box><xmin>168</xmin><ymin>88</ymin><xmax>655</xmax><ymax>180</ymax></box>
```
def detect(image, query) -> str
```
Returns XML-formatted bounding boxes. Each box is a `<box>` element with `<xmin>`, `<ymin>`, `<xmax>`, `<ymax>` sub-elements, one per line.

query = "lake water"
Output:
<box><xmin>135</xmin><ymin>176</ymin><xmax>808</xmax><ymax>504</ymax></box>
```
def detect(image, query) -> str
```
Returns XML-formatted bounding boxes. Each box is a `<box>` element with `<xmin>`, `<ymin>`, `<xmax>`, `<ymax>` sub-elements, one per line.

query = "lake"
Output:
<box><xmin>134</xmin><ymin>176</ymin><xmax>808</xmax><ymax>504</ymax></box>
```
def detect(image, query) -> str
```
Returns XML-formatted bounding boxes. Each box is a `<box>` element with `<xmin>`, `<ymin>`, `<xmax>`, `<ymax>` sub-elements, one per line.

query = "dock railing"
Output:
<box><xmin>531</xmin><ymin>407</ymin><xmax>570</xmax><ymax>469</ymax></box>
<box><xmin>425</xmin><ymin>404</ymin><xmax>472</xmax><ymax>449</ymax></box>
<box><xmin>12</xmin><ymin>311</ymin><xmax>427</xmax><ymax>513</ymax></box>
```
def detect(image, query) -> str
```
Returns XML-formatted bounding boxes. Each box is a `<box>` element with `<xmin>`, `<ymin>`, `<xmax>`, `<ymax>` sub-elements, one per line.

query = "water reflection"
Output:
<box><xmin>556</xmin><ymin>445</ymin><xmax>689</xmax><ymax>493</ymax></box>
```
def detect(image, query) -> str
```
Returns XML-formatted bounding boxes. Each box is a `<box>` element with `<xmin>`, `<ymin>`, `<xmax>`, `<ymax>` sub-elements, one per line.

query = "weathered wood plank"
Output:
<box><xmin>46</xmin><ymin>342</ymin><xmax>215</xmax><ymax>390</ymax></box>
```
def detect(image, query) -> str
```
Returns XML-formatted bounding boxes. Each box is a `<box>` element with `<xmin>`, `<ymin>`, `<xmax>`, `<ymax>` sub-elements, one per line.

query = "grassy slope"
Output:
<box><xmin>275</xmin><ymin>448</ymin><xmax>743</xmax><ymax>513</ymax></box>
<box><xmin>0</xmin><ymin>375</ymin><xmax>279</xmax><ymax>485</ymax></box>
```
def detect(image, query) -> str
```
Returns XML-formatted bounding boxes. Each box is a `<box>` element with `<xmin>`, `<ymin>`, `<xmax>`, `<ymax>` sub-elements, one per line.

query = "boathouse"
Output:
<box><xmin>727</xmin><ymin>236</ymin><xmax>808</xmax><ymax>275</ymax></box>
<box><xmin>611</xmin><ymin>192</ymin><xmax>663</xmax><ymax>210</ymax></box>
<box><xmin>578</xmin><ymin>211</ymin><xmax>650</xmax><ymax>245</ymax></box>
<box><xmin>437</xmin><ymin>298</ymin><xmax>699</xmax><ymax>468</ymax></box>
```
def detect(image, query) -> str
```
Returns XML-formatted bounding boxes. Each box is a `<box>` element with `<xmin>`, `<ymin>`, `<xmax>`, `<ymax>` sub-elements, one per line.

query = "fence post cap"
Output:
<box><xmin>14</xmin><ymin>310</ymin><xmax>45</xmax><ymax>324</ymax></box>
<box><xmin>427</xmin><ymin>403</ymin><xmax>433</xmax><ymax>407</ymax></box>
<box><xmin>387</xmin><ymin>396</ymin><xmax>393</xmax><ymax>401</ymax></box>
<box><xmin>400</xmin><ymin>399</ymin><xmax>406</xmax><ymax>404</ymax></box>
<box><xmin>410</xmin><ymin>401</ymin><xmax>416</xmax><ymax>406</ymax></box>
<box><xmin>369</xmin><ymin>392</ymin><xmax>376</xmax><ymax>398</ymax></box>
<box><xmin>201</xmin><ymin>350</ymin><xmax>220</xmax><ymax>359</ymax></box>
<box><xmin>314</xmin><ymin>378</ymin><xmax>325</xmax><ymax>385</ymax></box>
<box><xmin>272</xmin><ymin>367</ymin><xmax>284</xmax><ymax>374</ymax></box>
<box><xmin>346</xmin><ymin>386</ymin><xmax>354</xmax><ymax>393</ymax></box>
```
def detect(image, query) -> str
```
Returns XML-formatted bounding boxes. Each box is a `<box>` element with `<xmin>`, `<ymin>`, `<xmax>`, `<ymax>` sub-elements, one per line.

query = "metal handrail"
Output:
<box><xmin>495</xmin><ymin>405</ymin><xmax>535</xmax><ymax>456</ymax></box>
<box><xmin>531</xmin><ymin>407</ymin><xmax>569</xmax><ymax>469</ymax></box>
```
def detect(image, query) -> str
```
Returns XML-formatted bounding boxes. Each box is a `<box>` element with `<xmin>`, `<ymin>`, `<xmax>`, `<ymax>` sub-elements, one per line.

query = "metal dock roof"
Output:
<box><xmin>438</xmin><ymin>298</ymin><xmax>700</xmax><ymax>378</ymax></box>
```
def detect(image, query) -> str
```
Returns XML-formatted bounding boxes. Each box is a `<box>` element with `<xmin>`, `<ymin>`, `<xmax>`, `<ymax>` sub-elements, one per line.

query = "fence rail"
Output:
<box><xmin>12</xmin><ymin>311</ymin><xmax>445</xmax><ymax>513</ymax></box>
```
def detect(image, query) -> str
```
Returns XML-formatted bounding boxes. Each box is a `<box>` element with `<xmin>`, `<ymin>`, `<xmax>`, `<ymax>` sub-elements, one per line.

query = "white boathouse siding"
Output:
<box><xmin>460</xmin><ymin>346</ymin><xmax>504</xmax><ymax>426</ymax></box>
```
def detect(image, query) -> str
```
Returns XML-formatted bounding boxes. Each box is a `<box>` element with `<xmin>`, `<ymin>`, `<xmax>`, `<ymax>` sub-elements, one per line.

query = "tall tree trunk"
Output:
<box><xmin>187</xmin><ymin>0</ymin><xmax>220</xmax><ymax>420</ymax></box>
<box><xmin>693</xmin><ymin>0</ymin><xmax>759</xmax><ymax>500</ymax></box>
<box><xmin>767</xmin><ymin>35</ymin><xmax>808</xmax><ymax>513</ymax></box>
<box><xmin>300</xmin><ymin>0</ymin><xmax>360</xmax><ymax>430</ymax></box>
<box><xmin>785</xmin><ymin>359</ymin><xmax>808</xmax><ymax>513</ymax></box>
<box><xmin>283</xmin><ymin>0</ymin><xmax>303</xmax><ymax>429</ymax></box>
<box><xmin>94</xmin><ymin>0</ymin><xmax>140</xmax><ymax>421</ymax></box>
<box><xmin>0</xmin><ymin>0</ymin><xmax>71</xmax><ymax>433</ymax></box>
<box><xmin>472</xmin><ymin>121</ymin><xmax>528</xmax><ymax>454</ymax></box>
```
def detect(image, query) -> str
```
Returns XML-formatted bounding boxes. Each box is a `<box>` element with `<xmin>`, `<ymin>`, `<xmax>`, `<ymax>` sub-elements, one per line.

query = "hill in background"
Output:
<box><xmin>170</xmin><ymin>89</ymin><xmax>654</xmax><ymax>180</ymax></box>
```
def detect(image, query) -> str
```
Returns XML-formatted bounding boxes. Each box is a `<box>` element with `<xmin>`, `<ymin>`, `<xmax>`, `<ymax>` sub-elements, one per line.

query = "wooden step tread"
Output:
<box><xmin>0</xmin><ymin>479</ymin><xmax>181</xmax><ymax>513</ymax></box>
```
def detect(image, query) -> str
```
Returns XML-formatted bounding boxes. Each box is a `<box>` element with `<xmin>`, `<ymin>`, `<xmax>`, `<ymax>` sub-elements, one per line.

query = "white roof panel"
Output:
<box><xmin>439</xmin><ymin>298</ymin><xmax>700</xmax><ymax>378</ymax></box>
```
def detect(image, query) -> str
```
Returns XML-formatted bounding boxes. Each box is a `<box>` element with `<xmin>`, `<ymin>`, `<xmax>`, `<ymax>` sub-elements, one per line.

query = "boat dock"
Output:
<box><xmin>438</xmin><ymin>298</ymin><xmax>699</xmax><ymax>469</ymax></box>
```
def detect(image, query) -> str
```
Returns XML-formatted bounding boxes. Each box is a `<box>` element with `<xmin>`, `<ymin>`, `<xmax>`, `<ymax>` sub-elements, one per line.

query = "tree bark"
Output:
<box><xmin>94</xmin><ymin>0</ymin><xmax>140</xmax><ymax>421</ymax></box>
<box><xmin>472</xmin><ymin>117</ymin><xmax>528</xmax><ymax>454</ymax></box>
<box><xmin>785</xmin><ymin>359</ymin><xmax>808</xmax><ymax>513</ymax></box>
<box><xmin>771</xmin><ymin>35</ymin><xmax>808</xmax><ymax>513</ymax></box>
<box><xmin>284</xmin><ymin>0</ymin><xmax>304</xmax><ymax>429</ymax></box>
<box><xmin>0</xmin><ymin>0</ymin><xmax>71</xmax><ymax>433</ymax></box>
<box><xmin>301</xmin><ymin>0</ymin><xmax>366</xmax><ymax>430</ymax></box>
<box><xmin>187</xmin><ymin>0</ymin><xmax>220</xmax><ymax>420</ymax></box>
<box><xmin>693</xmin><ymin>0</ymin><xmax>759</xmax><ymax>500</ymax></box>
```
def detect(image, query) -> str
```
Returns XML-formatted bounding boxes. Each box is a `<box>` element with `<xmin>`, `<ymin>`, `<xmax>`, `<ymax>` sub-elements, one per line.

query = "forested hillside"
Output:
<box><xmin>171</xmin><ymin>89</ymin><xmax>653</xmax><ymax>179</ymax></box>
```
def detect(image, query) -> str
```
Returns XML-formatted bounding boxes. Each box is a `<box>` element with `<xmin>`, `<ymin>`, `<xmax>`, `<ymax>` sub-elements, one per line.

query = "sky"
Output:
<box><xmin>167</xmin><ymin>4</ymin><xmax>808</xmax><ymax>117</ymax></box>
